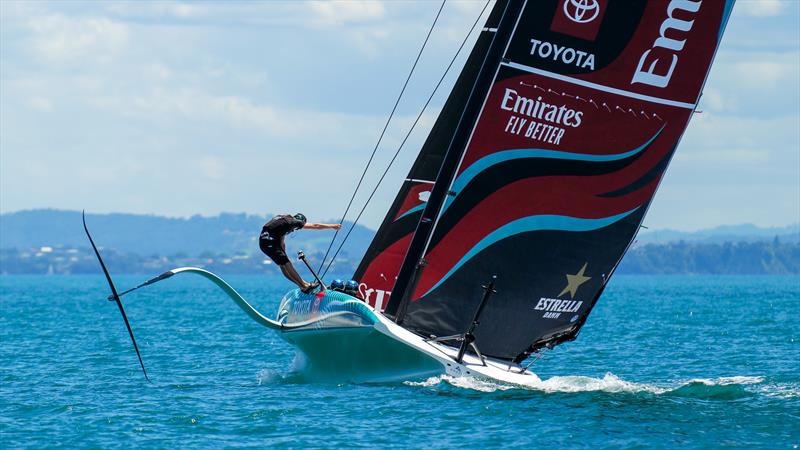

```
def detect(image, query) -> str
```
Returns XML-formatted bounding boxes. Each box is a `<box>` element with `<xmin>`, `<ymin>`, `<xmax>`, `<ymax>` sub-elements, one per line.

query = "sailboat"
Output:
<box><xmin>86</xmin><ymin>0</ymin><xmax>736</xmax><ymax>385</ymax></box>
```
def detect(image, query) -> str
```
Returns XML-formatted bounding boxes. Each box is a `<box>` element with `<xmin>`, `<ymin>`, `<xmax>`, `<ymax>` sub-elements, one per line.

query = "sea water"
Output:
<box><xmin>1</xmin><ymin>274</ymin><xmax>798</xmax><ymax>448</ymax></box>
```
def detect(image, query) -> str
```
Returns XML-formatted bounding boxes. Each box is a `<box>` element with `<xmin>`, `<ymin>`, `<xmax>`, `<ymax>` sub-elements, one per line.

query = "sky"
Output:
<box><xmin>1</xmin><ymin>0</ymin><xmax>798</xmax><ymax>231</ymax></box>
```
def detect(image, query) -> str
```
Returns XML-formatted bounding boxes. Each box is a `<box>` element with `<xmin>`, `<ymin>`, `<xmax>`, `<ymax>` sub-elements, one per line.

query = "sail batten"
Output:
<box><xmin>358</xmin><ymin>0</ymin><xmax>735</xmax><ymax>362</ymax></box>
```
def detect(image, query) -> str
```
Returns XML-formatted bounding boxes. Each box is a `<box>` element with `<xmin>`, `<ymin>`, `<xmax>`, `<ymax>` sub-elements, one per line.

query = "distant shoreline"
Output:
<box><xmin>2</xmin><ymin>239</ymin><xmax>798</xmax><ymax>276</ymax></box>
<box><xmin>2</xmin><ymin>210</ymin><xmax>798</xmax><ymax>275</ymax></box>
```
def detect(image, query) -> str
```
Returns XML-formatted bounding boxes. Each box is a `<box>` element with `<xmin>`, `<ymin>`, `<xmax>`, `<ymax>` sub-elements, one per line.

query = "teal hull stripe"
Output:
<box><xmin>443</xmin><ymin>127</ymin><xmax>662</xmax><ymax>213</ymax></box>
<box><xmin>419</xmin><ymin>208</ymin><xmax>639</xmax><ymax>298</ymax></box>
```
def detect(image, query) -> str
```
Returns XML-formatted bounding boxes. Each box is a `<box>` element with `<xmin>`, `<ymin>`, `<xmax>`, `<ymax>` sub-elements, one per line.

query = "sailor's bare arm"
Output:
<box><xmin>303</xmin><ymin>223</ymin><xmax>342</xmax><ymax>230</ymax></box>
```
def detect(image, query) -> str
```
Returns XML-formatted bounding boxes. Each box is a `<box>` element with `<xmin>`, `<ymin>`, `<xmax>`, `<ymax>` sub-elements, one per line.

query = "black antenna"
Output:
<box><xmin>82</xmin><ymin>211</ymin><xmax>150</xmax><ymax>382</ymax></box>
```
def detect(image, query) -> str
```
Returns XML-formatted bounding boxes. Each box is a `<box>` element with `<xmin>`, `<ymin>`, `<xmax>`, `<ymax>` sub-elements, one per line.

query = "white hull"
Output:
<box><xmin>296</xmin><ymin>306</ymin><xmax>540</xmax><ymax>386</ymax></box>
<box><xmin>165</xmin><ymin>267</ymin><xmax>542</xmax><ymax>386</ymax></box>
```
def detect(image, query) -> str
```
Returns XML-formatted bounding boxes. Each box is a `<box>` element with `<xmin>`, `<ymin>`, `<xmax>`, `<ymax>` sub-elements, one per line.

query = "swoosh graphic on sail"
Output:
<box><xmin>443</xmin><ymin>127</ymin><xmax>663</xmax><ymax>213</ymax></box>
<box><xmin>719</xmin><ymin>1</ymin><xmax>736</xmax><ymax>43</ymax></box>
<box><xmin>396</xmin><ymin>203</ymin><xmax>426</xmax><ymax>222</ymax></box>
<box><xmin>418</xmin><ymin>207</ymin><xmax>639</xmax><ymax>299</ymax></box>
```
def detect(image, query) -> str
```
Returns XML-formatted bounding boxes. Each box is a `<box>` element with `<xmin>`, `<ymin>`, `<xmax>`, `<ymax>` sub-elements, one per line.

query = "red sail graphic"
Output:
<box><xmin>550</xmin><ymin>0</ymin><xmax>608</xmax><ymax>41</ymax></box>
<box><xmin>395</xmin><ymin>1</ymin><xmax>735</xmax><ymax>361</ymax></box>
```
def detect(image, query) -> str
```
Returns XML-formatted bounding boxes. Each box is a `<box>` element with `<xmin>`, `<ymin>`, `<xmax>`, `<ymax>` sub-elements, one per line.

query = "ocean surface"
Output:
<box><xmin>1</xmin><ymin>274</ymin><xmax>798</xmax><ymax>448</ymax></box>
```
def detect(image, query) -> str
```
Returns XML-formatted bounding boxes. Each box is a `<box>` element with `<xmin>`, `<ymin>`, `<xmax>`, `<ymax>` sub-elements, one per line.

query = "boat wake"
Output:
<box><xmin>405</xmin><ymin>373</ymin><xmax>770</xmax><ymax>400</ymax></box>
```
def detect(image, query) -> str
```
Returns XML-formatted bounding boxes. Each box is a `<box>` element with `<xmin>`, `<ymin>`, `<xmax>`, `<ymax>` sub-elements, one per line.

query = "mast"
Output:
<box><xmin>353</xmin><ymin>1</ymin><xmax>507</xmax><ymax>312</ymax></box>
<box><xmin>385</xmin><ymin>0</ymin><xmax>525</xmax><ymax>320</ymax></box>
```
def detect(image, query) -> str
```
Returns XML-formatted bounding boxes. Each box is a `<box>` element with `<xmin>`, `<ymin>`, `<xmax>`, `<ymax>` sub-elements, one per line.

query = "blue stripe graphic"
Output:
<box><xmin>419</xmin><ymin>208</ymin><xmax>639</xmax><ymax>298</ymax></box>
<box><xmin>443</xmin><ymin>128</ymin><xmax>662</xmax><ymax>213</ymax></box>
<box><xmin>395</xmin><ymin>203</ymin><xmax>426</xmax><ymax>221</ymax></box>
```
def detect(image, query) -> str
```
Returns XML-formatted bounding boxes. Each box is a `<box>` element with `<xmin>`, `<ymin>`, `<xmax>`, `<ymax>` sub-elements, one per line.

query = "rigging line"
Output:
<box><xmin>321</xmin><ymin>0</ymin><xmax>491</xmax><ymax>278</ymax></box>
<box><xmin>317</xmin><ymin>0</ymin><xmax>447</xmax><ymax>273</ymax></box>
<box><xmin>518</xmin><ymin>348</ymin><xmax>547</xmax><ymax>373</ymax></box>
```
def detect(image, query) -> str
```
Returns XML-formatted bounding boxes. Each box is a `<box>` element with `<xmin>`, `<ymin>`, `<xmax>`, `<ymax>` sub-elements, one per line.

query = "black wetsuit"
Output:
<box><xmin>259</xmin><ymin>215</ymin><xmax>305</xmax><ymax>265</ymax></box>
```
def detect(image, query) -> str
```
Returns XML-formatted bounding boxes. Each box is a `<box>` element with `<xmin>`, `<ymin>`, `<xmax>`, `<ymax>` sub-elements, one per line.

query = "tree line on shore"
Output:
<box><xmin>2</xmin><ymin>210</ymin><xmax>797</xmax><ymax>275</ymax></box>
<box><xmin>2</xmin><ymin>238</ymin><xmax>798</xmax><ymax>275</ymax></box>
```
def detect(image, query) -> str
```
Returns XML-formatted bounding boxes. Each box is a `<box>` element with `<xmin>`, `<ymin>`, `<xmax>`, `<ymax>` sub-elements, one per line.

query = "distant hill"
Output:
<box><xmin>635</xmin><ymin>223</ymin><xmax>799</xmax><ymax>245</ymax></box>
<box><xmin>0</xmin><ymin>209</ymin><xmax>373</xmax><ymax>261</ymax></box>
<box><xmin>617</xmin><ymin>239</ymin><xmax>799</xmax><ymax>275</ymax></box>
<box><xmin>1</xmin><ymin>209</ymin><xmax>798</xmax><ymax>275</ymax></box>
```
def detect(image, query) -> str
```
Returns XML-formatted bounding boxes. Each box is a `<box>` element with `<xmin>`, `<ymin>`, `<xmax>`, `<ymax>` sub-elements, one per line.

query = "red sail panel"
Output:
<box><xmin>398</xmin><ymin>0</ymin><xmax>736</xmax><ymax>361</ymax></box>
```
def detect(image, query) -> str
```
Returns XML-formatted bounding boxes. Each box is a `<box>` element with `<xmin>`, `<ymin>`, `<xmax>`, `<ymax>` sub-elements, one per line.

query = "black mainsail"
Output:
<box><xmin>357</xmin><ymin>0</ymin><xmax>735</xmax><ymax>362</ymax></box>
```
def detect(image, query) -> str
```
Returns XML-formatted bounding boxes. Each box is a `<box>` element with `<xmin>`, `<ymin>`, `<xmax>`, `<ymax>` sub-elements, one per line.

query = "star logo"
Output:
<box><xmin>558</xmin><ymin>263</ymin><xmax>591</xmax><ymax>299</ymax></box>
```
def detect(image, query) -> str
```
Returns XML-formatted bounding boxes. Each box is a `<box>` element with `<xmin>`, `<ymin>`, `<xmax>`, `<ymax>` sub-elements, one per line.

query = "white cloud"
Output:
<box><xmin>700</xmin><ymin>51</ymin><xmax>799</xmax><ymax>115</ymax></box>
<box><xmin>25</xmin><ymin>97</ymin><xmax>54</xmax><ymax>112</ymax></box>
<box><xmin>449</xmin><ymin>0</ymin><xmax>492</xmax><ymax>15</ymax></box>
<box><xmin>307</xmin><ymin>0</ymin><xmax>386</xmax><ymax>27</ymax></box>
<box><xmin>734</xmin><ymin>60</ymin><xmax>792</xmax><ymax>88</ymax></box>
<box><xmin>699</xmin><ymin>87</ymin><xmax>735</xmax><ymax>112</ymax></box>
<box><xmin>737</xmin><ymin>0</ymin><xmax>784</xmax><ymax>17</ymax></box>
<box><xmin>26</xmin><ymin>14</ymin><xmax>129</xmax><ymax>63</ymax></box>
<box><xmin>142</xmin><ymin>63</ymin><xmax>173</xmax><ymax>82</ymax></box>
<box><xmin>673</xmin><ymin>146</ymin><xmax>770</xmax><ymax>165</ymax></box>
<box><xmin>172</xmin><ymin>3</ymin><xmax>203</xmax><ymax>19</ymax></box>
<box><xmin>197</xmin><ymin>156</ymin><xmax>225</xmax><ymax>180</ymax></box>
<box><xmin>100</xmin><ymin>2</ymin><xmax>215</xmax><ymax>22</ymax></box>
<box><xmin>681</xmin><ymin>113</ymin><xmax>799</xmax><ymax>153</ymax></box>
<box><xmin>83</xmin><ymin>87</ymin><xmax>388</xmax><ymax>152</ymax></box>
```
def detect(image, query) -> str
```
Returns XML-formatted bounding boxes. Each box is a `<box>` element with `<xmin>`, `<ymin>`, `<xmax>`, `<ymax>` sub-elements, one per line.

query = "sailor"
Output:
<box><xmin>259</xmin><ymin>213</ymin><xmax>341</xmax><ymax>293</ymax></box>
